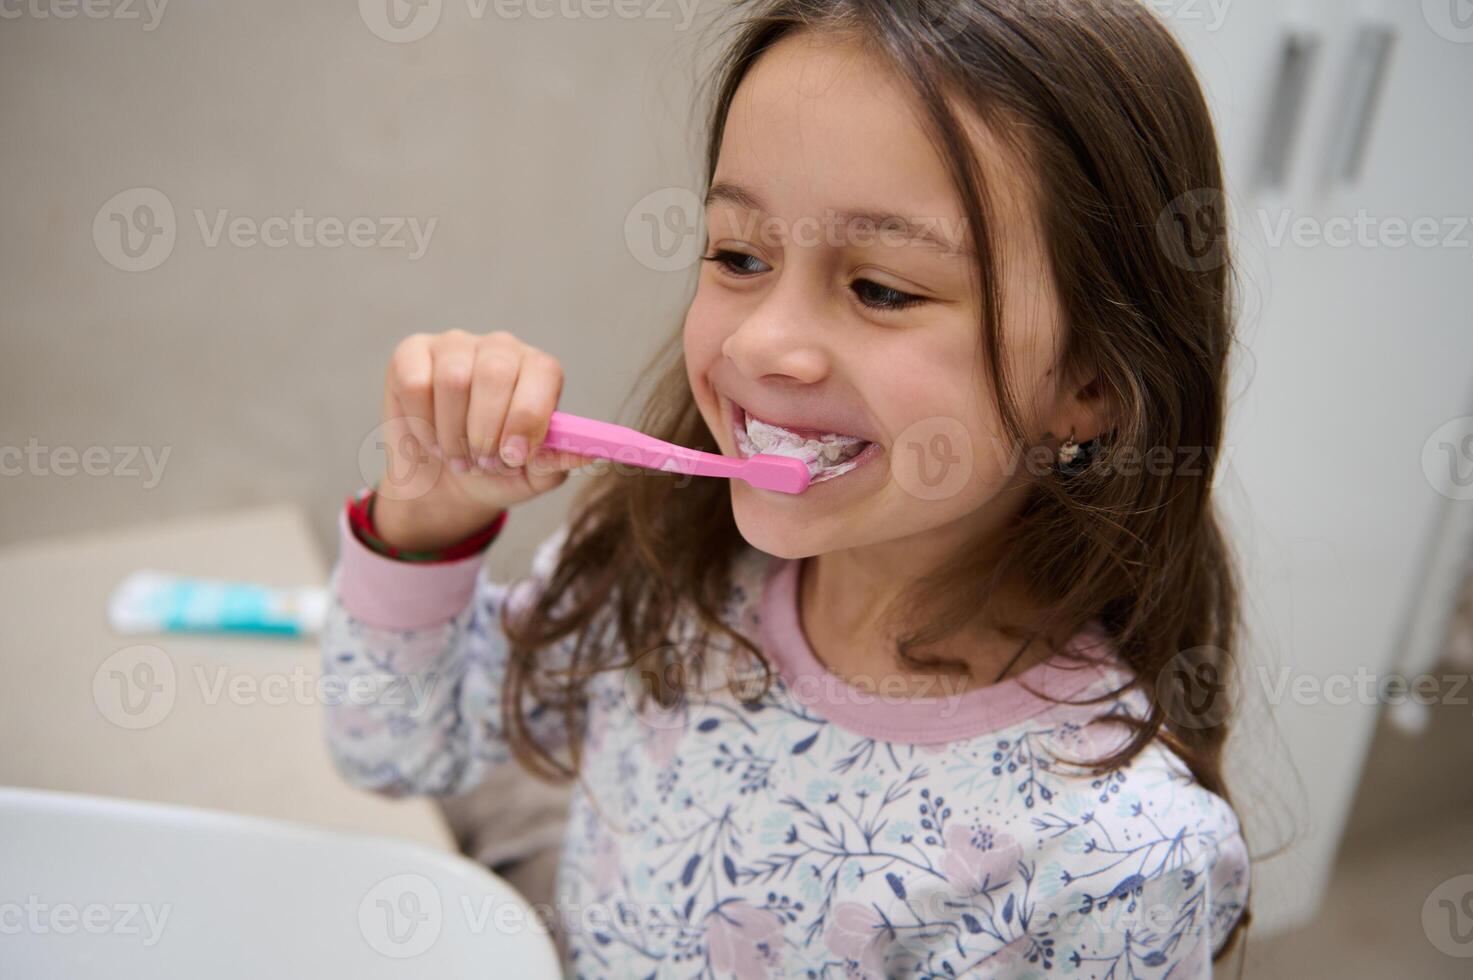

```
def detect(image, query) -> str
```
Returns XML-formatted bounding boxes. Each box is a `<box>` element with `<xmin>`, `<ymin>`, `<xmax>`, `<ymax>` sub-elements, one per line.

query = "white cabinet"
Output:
<box><xmin>1164</xmin><ymin>0</ymin><xmax>1473</xmax><ymax>934</ymax></box>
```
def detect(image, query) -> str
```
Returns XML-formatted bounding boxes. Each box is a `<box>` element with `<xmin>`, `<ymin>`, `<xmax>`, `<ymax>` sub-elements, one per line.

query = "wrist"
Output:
<box><xmin>369</xmin><ymin>482</ymin><xmax>507</xmax><ymax>554</ymax></box>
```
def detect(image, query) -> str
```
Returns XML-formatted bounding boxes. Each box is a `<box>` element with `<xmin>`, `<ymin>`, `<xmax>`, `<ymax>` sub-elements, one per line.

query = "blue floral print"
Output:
<box><xmin>322</xmin><ymin>531</ymin><xmax>1249</xmax><ymax>978</ymax></box>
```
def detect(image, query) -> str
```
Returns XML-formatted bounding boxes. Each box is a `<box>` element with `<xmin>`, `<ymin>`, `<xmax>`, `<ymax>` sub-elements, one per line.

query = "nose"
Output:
<box><xmin>720</xmin><ymin>284</ymin><xmax>830</xmax><ymax>385</ymax></box>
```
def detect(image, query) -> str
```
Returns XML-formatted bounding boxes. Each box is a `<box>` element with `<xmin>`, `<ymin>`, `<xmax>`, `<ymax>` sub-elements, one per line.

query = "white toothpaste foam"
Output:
<box><xmin>737</xmin><ymin>415</ymin><xmax>869</xmax><ymax>483</ymax></box>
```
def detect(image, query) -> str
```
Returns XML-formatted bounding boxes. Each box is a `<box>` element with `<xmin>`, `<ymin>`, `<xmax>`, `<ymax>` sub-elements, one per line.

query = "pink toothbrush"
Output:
<box><xmin>541</xmin><ymin>411</ymin><xmax>811</xmax><ymax>494</ymax></box>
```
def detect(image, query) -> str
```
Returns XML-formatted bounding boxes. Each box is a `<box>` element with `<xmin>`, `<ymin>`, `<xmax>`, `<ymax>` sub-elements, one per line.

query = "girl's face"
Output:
<box><xmin>685</xmin><ymin>31</ymin><xmax>1094</xmax><ymax>562</ymax></box>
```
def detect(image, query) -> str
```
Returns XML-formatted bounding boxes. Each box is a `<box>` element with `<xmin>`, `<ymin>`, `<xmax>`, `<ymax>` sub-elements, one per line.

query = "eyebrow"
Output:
<box><xmin>704</xmin><ymin>179</ymin><xmax>972</xmax><ymax>257</ymax></box>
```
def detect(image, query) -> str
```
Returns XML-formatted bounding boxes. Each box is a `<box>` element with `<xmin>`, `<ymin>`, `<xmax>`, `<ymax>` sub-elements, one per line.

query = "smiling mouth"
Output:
<box><xmin>731</xmin><ymin>404</ymin><xmax>877</xmax><ymax>484</ymax></box>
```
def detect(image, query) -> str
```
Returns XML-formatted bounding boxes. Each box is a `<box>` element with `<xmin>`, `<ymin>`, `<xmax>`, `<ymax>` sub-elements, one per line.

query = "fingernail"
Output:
<box><xmin>500</xmin><ymin>436</ymin><xmax>527</xmax><ymax>467</ymax></box>
<box><xmin>449</xmin><ymin>457</ymin><xmax>470</xmax><ymax>474</ymax></box>
<box><xmin>475</xmin><ymin>455</ymin><xmax>497</xmax><ymax>472</ymax></box>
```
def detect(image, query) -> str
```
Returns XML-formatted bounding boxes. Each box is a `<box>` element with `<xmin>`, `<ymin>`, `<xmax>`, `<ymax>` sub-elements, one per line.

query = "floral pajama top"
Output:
<box><xmin>322</xmin><ymin>505</ymin><xmax>1250</xmax><ymax>978</ymax></box>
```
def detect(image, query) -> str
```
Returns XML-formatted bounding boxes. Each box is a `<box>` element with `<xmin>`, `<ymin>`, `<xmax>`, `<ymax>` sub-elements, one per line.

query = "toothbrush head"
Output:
<box><xmin>741</xmin><ymin>454</ymin><xmax>812</xmax><ymax>494</ymax></box>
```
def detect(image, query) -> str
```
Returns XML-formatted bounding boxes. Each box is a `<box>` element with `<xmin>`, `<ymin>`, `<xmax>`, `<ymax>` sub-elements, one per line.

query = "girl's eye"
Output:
<box><xmin>702</xmin><ymin>250</ymin><xmax>928</xmax><ymax>312</ymax></box>
<box><xmin>701</xmin><ymin>249</ymin><xmax>771</xmax><ymax>277</ymax></box>
<box><xmin>851</xmin><ymin>278</ymin><xmax>927</xmax><ymax>311</ymax></box>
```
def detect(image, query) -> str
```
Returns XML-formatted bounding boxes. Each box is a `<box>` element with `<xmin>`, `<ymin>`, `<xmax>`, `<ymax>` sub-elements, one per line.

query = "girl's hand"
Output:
<box><xmin>370</xmin><ymin>330</ymin><xmax>595</xmax><ymax>552</ymax></box>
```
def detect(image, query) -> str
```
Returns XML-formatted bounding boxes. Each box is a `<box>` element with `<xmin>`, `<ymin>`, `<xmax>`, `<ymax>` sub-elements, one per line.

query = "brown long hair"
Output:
<box><xmin>504</xmin><ymin>0</ymin><xmax>1248</xmax><ymax>961</ymax></box>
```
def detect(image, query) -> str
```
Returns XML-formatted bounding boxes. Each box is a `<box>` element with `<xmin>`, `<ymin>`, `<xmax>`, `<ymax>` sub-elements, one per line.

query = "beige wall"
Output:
<box><xmin>0</xmin><ymin>0</ymin><xmax>720</xmax><ymax>574</ymax></box>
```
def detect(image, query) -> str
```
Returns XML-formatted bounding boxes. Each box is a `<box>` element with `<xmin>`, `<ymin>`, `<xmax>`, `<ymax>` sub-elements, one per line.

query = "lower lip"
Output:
<box><xmin>728</xmin><ymin>401</ymin><xmax>884</xmax><ymax>489</ymax></box>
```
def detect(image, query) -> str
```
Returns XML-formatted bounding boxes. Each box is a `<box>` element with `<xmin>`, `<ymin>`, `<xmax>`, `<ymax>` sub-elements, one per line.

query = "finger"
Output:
<box><xmin>431</xmin><ymin>334</ymin><xmax>478</xmax><ymax>470</ymax></box>
<box><xmin>385</xmin><ymin>334</ymin><xmax>437</xmax><ymax>456</ymax></box>
<box><xmin>522</xmin><ymin>446</ymin><xmax>600</xmax><ymax>494</ymax></box>
<box><xmin>498</xmin><ymin>349</ymin><xmax>563</xmax><ymax>467</ymax></box>
<box><xmin>465</xmin><ymin>340</ymin><xmax>522</xmax><ymax>469</ymax></box>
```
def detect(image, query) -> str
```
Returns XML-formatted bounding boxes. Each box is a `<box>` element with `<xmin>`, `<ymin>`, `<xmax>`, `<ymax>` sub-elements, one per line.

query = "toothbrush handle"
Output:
<box><xmin>542</xmin><ymin>411</ymin><xmax>743</xmax><ymax>479</ymax></box>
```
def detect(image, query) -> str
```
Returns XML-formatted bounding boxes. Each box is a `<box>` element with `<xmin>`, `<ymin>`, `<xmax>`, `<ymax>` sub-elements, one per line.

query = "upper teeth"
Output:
<box><xmin>740</xmin><ymin>414</ymin><xmax>868</xmax><ymax>470</ymax></box>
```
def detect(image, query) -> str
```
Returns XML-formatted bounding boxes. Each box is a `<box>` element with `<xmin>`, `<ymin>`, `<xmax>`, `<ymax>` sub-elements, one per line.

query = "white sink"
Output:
<box><xmin>0</xmin><ymin>787</ymin><xmax>562</xmax><ymax>978</ymax></box>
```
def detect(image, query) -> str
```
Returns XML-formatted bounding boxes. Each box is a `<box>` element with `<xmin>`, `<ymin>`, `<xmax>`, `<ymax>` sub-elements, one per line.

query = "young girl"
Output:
<box><xmin>323</xmin><ymin>0</ymin><xmax>1251</xmax><ymax>975</ymax></box>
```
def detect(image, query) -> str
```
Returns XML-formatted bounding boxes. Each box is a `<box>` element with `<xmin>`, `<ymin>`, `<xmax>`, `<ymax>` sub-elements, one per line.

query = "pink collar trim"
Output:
<box><xmin>757</xmin><ymin>556</ymin><xmax>1127</xmax><ymax>744</ymax></box>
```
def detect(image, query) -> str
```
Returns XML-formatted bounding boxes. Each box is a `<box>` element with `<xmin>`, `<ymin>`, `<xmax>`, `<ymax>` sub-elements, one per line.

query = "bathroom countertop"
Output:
<box><xmin>0</xmin><ymin>503</ymin><xmax>453</xmax><ymax>850</ymax></box>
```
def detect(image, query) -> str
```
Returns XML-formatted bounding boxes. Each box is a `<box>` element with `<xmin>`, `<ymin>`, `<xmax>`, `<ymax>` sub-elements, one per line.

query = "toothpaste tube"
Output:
<box><xmin>107</xmin><ymin>571</ymin><xmax>328</xmax><ymax>637</ymax></box>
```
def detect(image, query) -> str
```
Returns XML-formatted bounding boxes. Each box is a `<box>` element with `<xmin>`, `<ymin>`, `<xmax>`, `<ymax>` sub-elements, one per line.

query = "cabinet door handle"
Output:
<box><xmin>1254</xmin><ymin>29</ymin><xmax>1321</xmax><ymax>191</ymax></box>
<box><xmin>1324</xmin><ymin>22</ymin><xmax>1397</xmax><ymax>185</ymax></box>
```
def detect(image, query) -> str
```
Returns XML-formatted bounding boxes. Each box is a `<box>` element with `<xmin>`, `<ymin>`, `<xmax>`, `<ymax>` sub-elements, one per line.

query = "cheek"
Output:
<box><xmin>682</xmin><ymin>296</ymin><xmax>730</xmax><ymax>421</ymax></box>
<box><xmin>868</xmin><ymin>333</ymin><xmax>984</xmax><ymax>444</ymax></box>
<box><xmin>683</xmin><ymin>291</ymin><xmax>723</xmax><ymax>359</ymax></box>
<box><xmin>869</xmin><ymin>340</ymin><xmax>1026</xmax><ymax>505</ymax></box>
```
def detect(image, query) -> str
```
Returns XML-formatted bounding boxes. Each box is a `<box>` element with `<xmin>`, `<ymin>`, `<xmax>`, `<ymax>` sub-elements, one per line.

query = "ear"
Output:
<box><xmin>1045</xmin><ymin>371</ymin><xmax>1115</xmax><ymax>447</ymax></box>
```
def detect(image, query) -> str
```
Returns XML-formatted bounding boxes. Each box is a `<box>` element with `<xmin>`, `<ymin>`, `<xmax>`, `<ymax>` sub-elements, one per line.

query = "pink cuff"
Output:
<box><xmin>334</xmin><ymin>506</ymin><xmax>487</xmax><ymax>631</ymax></box>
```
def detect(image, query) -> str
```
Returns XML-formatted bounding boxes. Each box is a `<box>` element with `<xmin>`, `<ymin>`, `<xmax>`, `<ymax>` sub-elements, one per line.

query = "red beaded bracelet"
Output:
<box><xmin>345</xmin><ymin>488</ymin><xmax>507</xmax><ymax>563</ymax></box>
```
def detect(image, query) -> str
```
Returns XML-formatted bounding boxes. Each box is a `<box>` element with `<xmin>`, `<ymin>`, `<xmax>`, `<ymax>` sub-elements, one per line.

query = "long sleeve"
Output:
<box><xmin>319</xmin><ymin>504</ymin><xmax>573</xmax><ymax>797</ymax></box>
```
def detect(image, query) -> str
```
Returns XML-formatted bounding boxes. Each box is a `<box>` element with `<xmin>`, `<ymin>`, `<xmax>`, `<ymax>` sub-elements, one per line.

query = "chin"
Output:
<box><xmin>727</xmin><ymin>482</ymin><xmax>833</xmax><ymax>560</ymax></box>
